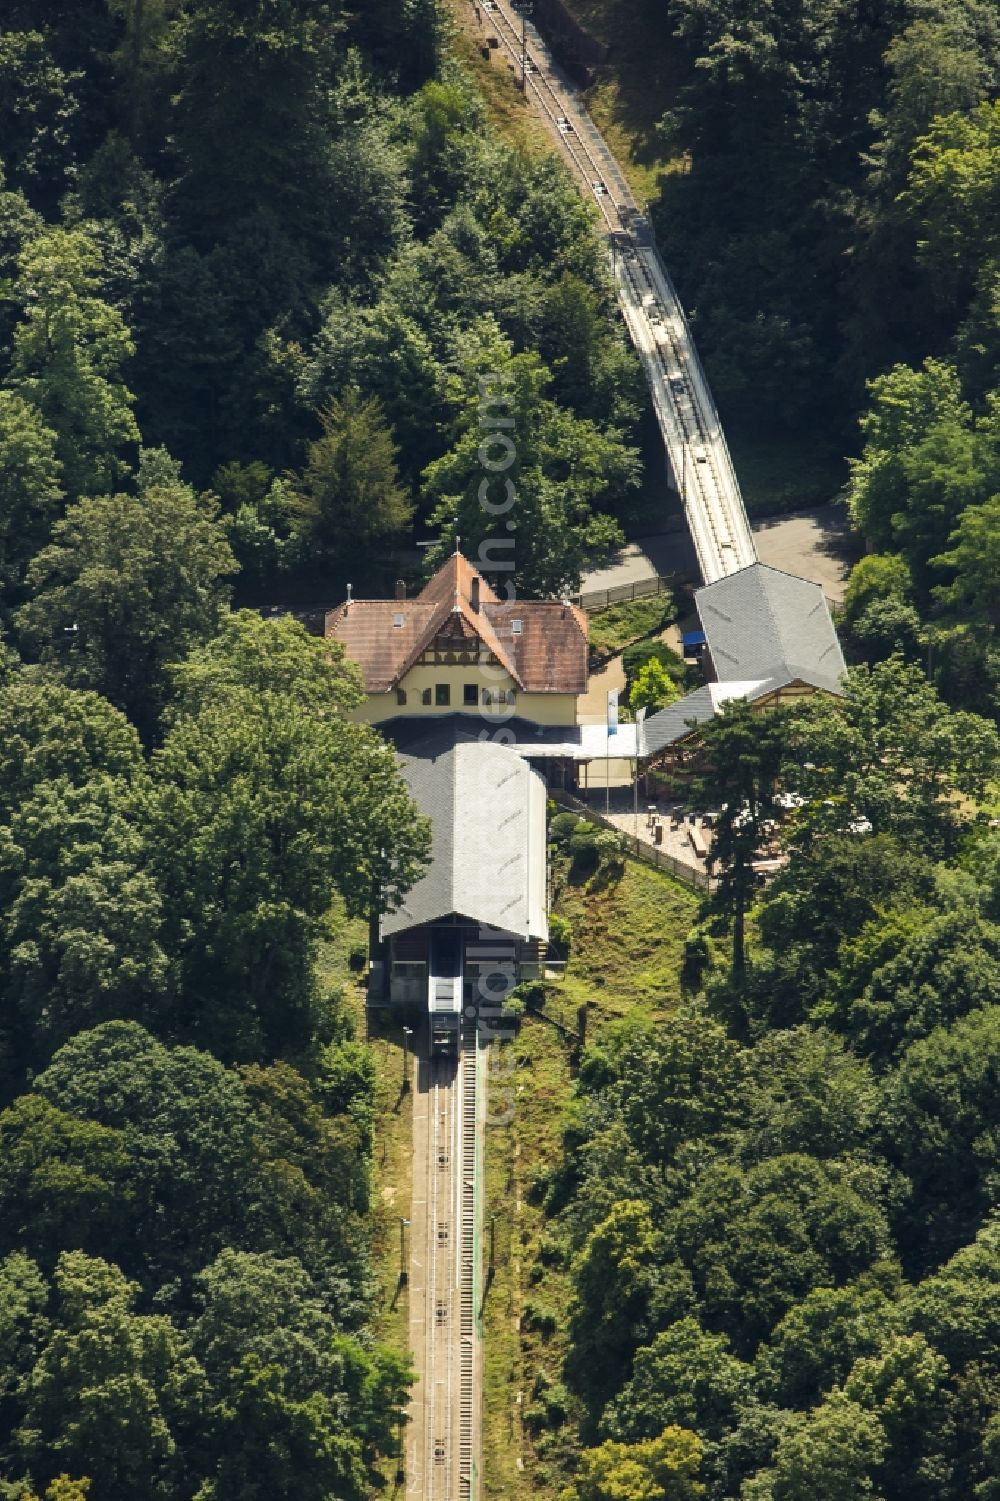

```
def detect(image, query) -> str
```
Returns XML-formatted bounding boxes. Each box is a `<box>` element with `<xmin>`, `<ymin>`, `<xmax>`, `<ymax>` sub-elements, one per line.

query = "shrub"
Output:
<box><xmin>550</xmin><ymin>811</ymin><xmax>582</xmax><ymax>848</ymax></box>
<box><xmin>548</xmin><ymin>911</ymin><xmax>573</xmax><ymax>958</ymax></box>
<box><xmin>594</xmin><ymin>827</ymin><xmax>627</xmax><ymax>878</ymax></box>
<box><xmin>569</xmin><ymin>821</ymin><xmax>602</xmax><ymax>875</ymax></box>
<box><xmin>622</xmin><ymin>638</ymin><xmax>687</xmax><ymax>687</ymax></box>
<box><xmin>523</xmin><ymin>1299</ymin><xmax>559</xmax><ymax>1337</ymax></box>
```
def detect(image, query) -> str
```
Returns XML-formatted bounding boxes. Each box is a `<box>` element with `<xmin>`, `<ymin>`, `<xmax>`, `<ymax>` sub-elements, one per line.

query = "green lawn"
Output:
<box><xmin>562</xmin><ymin>0</ymin><xmax>687</xmax><ymax>209</ymax></box>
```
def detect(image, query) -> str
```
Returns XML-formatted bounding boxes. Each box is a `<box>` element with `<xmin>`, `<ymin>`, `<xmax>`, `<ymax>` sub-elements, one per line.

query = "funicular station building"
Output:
<box><xmin>325</xmin><ymin>552</ymin><xmax>844</xmax><ymax>1046</ymax></box>
<box><xmin>325</xmin><ymin>553</ymin><xmax>590</xmax><ymax>1048</ymax></box>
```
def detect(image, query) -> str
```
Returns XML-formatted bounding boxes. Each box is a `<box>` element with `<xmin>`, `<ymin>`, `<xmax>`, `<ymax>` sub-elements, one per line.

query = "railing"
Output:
<box><xmin>574</xmin><ymin>573</ymin><xmax>678</xmax><ymax>612</ymax></box>
<box><xmin>458</xmin><ymin>1021</ymin><xmax>479</xmax><ymax>1497</ymax></box>
<box><xmin>551</xmin><ymin>789</ymin><xmax>714</xmax><ymax>892</ymax></box>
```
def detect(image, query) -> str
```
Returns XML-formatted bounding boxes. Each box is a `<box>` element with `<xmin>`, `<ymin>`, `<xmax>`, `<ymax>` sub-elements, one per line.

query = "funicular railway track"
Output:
<box><xmin>402</xmin><ymin>16</ymin><xmax>759</xmax><ymax>1497</ymax></box>
<box><xmin>475</xmin><ymin>0</ymin><xmax>756</xmax><ymax>583</ymax></box>
<box><xmin>408</xmin><ymin>1022</ymin><xmax>481</xmax><ymax>1500</ymax></box>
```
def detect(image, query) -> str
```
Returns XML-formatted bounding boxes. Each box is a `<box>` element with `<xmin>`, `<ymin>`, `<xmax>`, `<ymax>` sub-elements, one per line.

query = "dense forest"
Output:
<box><xmin>540</xmin><ymin>667</ymin><xmax>1000</xmax><ymax>1500</ymax></box>
<box><xmin>0</xmin><ymin>0</ymin><xmax>644</xmax><ymax>614</ymax></box>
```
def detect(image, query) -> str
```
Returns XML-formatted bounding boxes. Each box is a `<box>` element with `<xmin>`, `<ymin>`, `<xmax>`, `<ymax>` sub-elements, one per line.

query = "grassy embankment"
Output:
<box><xmin>316</xmin><ymin>901</ymin><xmax>413</xmax><ymax>1494</ymax></box>
<box><xmin>587</xmin><ymin>592</ymin><xmax>678</xmax><ymax>659</ymax></box>
<box><xmin>481</xmin><ymin>851</ymin><xmax>700</xmax><ymax>1500</ymax></box>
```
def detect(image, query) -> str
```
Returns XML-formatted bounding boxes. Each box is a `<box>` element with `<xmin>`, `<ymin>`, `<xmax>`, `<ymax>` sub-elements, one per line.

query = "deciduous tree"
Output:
<box><xmin>17</xmin><ymin>477</ymin><xmax>235</xmax><ymax>738</ymax></box>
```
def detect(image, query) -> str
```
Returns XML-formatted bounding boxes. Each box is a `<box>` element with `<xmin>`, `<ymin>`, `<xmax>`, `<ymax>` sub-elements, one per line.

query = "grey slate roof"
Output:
<box><xmin>638</xmin><ymin>681</ymin><xmax>775</xmax><ymax>756</ymax></box>
<box><xmin>638</xmin><ymin>686</ymin><xmax>717</xmax><ymax>758</ymax></box>
<box><xmin>696</xmin><ymin>563</ymin><xmax>845</xmax><ymax>694</ymax></box>
<box><xmin>638</xmin><ymin>565</ymin><xmax>846</xmax><ymax>758</ymax></box>
<box><xmin>382</xmin><ymin>722</ymin><xmax>548</xmax><ymax>942</ymax></box>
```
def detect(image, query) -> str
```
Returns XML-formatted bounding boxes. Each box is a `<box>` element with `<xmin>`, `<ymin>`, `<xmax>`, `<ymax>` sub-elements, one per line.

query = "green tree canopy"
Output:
<box><xmin>32</xmin><ymin>1022</ymin><xmax>257</xmax><ymax>1281</ymax></box>
<box><xmin>0</xmin><ymin>1095</ymin><xmax>130</xmax><ymax>1263</ymax></box>
<box><xmin>688</xmin><ymin>699</ymin><xmax>791</xmax><ymax>977</ymax></box>
<box><xmin>0</xmin><ymin>30</ymin><xmax>80</xmax><ymax>209</ymax></box>
<box><xmin>289</xmin><ymin>391</ymin><xmax>412</xmax><ymax>566</ymax></box>
<box><xmin>144</xmin><ymin>686</ymin><xmax>429</xmax><ymax>1058</ymax></box>
<box><xmin>905</xmin><ymin>100</ymin><xmax>1000</xmax><ymax>299</ymax></box>
<box><xmin>0</xmin><ymin>389</ymin><xmax>63</xmax><ymax>609</ymax></box>
<box><xmin>630</xmin><ymin>658</ymin><xmax>680</xmax><ymax>714</ymax></box>
<box><xmin>190</xmin><ymin>1249</ymin><xmax>408</xmax><ymax>1501</ymax></box>
<box><xmin>901</xmin><ymin>1216</ymin><xmax>1000</xmax><ymax>1371</ymax></box>
<box><xmin>841</xmin><ymin>553</ymin><xmax>914</xmax><ymax>632</ymax></box>
<box><xmin>739</xmin><ymin>1028</ymin><xmax>879</xmax><ymax>1161</ymax></box>
<box><xmin>602</xmin><ymin>1318</ymin><xmax>751</xmax><ymax>1443</ymax></box>
<box><xmin>0</xmin><ymin>678</ymin><xmax>143</xmax><ymax>821</ymax></box>
<box><xmin>787</xmin><ymin>658</ymin><xmax>1000</xmax><ymax>857</ymax></box>
<box><xmin>423</xmin><ymin>347</ymin><xmax>636</xmax><ymax>598</ymax></box>
<box><xmin>740</xmin><ymin>1390</ymin><xmax>886</xmax><ymax>1501</ymax></box>
<box><xmin>0</xmin><ymin>774</ymin><xmax>167</xmax><ymax>1060</ymax></box>
<box><xmin>933</xmin><ymin>491</ymin><xmax>1000</xmax><ymax>624</ymax></box>
<box><xmin>824</xmin><ymin>906</ymin><xmax>1000</xmax><ymax>1063</ymax></box>
<box><xmin>17</xmin><ymin>477</ymin><xmax>235</xmax><ymax>738</ymax></box>
<box><xmin>15</xmin><ymin>1251</ymin><xmax>205</xmax><ymax>1501</ymax></box>
<box><xmin>9</xmin><ymin>227</ymin><xmax>139</xmax><ymax>496</ymax></box>
<box><xmin>755</xmin><ymin>1269</ymin><xmax>901</xmax><ymax>1410</ymax></box>
<box><xmin>167</xmin><ymin>609</ymin><xmax>364</xmax><ymax>722</ymax></box>
<box><xmin>882</xmin><ymin>1005</ymin><xmax>1000</xmax><ymax>1266</ymax></box>
<box><xmin>561</xmin><ymin>1426</ymin><xmax>704</xmax><ymax>1501</ymax></box>
<box><xmin>667</xmin><ymin>1156</ymin><xmax>890</xmax><ymax>1354</ymax></box>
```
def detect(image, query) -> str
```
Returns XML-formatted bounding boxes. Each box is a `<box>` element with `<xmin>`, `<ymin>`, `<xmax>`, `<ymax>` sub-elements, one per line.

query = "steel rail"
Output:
<box><xmin>474</xmin><ymin>0</ymin><xmax>756</xmax><ymax>582</ymax></box>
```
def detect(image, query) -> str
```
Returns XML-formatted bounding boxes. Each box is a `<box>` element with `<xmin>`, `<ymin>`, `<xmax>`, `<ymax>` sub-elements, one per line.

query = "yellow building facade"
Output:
<box><xmin>325</xmin><ymin>552</ymin><xmax>589</xmax><ymax>729</ymax></box>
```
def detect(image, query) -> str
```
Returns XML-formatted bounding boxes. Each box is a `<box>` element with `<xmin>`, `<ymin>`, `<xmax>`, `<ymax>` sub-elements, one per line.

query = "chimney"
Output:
<box><xmin>470</xmin><ymin>576</ymin><xmax>480</xmax><ymax>614</ymax></box>
<box><xmin>395</xmin><ymin>579</ymin><xmax>406</xmax><ymax>601</ymax></box>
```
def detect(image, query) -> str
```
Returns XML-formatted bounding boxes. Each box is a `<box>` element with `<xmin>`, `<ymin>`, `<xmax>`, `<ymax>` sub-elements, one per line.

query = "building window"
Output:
<box><xmin>463</xmin><ymin>683</ymin><xmax>478</xmax><ymax>706</ymax></box>
<box><xmin>422</xmin><ymin>687</ymin><xmax>432</xmax><ymax>706</ymax></box>
<box><xmin>435</xmin><ymin>683</ymin><xmax>450</xmax><ymax>706</ymax></box>
<box><xmin>396</xmin><ymin>688</ymin><xmax>407</xmax><ymax>706</ymax></box>
<box><xmin>482</xmin><ymin>688</ymin><xmax>516</xmax><ymax>709</ymax></box>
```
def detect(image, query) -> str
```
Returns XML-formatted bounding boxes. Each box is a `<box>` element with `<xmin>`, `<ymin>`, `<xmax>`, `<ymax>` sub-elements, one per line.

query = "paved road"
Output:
<box><xmin>753</xmin><ymin>502</ymin><xmax>860</xmax><ymax>604</ymax></box>
<box><xmin>581</xmin><ymin>503</ymin><xmax>858</xmax><ymax>601</ymax></box>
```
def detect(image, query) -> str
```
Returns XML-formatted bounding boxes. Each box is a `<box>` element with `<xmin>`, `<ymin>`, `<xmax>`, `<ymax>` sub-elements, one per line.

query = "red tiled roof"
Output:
<box><xmin>325</xmin><ymin>554</ymin><xmax>588</xmax><ymax>694</ymax></box>
<box><xmin>417</xmin><ymin>552</ymin><xmax>501</xmax><ymax>610</ymax></box>
<box><xmin>483</xmin><ymin>601</ymin><xmax>589</xmax><ymax>695</ymax></box>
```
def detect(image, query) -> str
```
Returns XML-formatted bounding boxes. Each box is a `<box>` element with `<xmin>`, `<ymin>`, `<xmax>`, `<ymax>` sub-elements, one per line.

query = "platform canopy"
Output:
<box><xmin>382</xmin><ymin>723</ymin><xmax>548</xmax><ymax>943</ymax></box>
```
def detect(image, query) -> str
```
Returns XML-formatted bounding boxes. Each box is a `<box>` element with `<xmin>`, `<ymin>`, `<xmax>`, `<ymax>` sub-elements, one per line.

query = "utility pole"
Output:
<box><xmin>402</xmin><ymin>1024</ymin><xmax>413</xmax><ymax>1093</ymax></box>
<box><xmin>399</xmin><ymin>1217</ymin><xmax>410</xmax><ymax>1284</ymax></box>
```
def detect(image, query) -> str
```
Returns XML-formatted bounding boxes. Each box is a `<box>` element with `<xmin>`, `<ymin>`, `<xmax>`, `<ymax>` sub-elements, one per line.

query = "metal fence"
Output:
<box><xmin>575</xmin><ymin>573</ymin><xmax>679</xmax><ymax>613</ymax></box>
<box><xmin>551</xmin><ymin>789</ymin><xmax>714</xmax><ymax>892</ymax></box>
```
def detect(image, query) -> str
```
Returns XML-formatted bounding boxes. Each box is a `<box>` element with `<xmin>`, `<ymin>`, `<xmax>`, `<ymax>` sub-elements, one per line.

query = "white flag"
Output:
<box><xmin>607</xmin><ymin>688</ymin><xmax>619</xmax><ymax>734</ymax></box>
